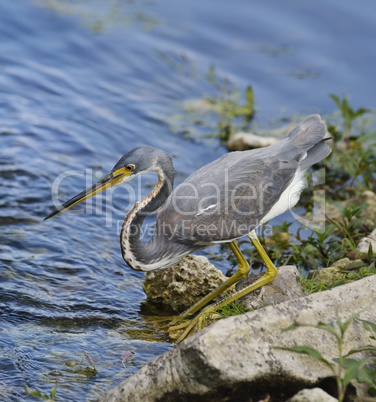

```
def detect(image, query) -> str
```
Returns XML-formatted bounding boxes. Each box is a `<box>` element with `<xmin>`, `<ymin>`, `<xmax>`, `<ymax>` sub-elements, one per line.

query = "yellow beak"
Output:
<box><xmin>44</xmin><ymin>167</ymin><xmax>132</xmax><ymax>220</ymax></box>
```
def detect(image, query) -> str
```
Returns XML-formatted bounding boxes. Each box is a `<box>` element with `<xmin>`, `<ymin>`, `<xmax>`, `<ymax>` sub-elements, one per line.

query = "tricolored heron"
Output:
<box><xmin>45</xmin><ymin>115</ymin><xmax>331</xmax><ymax>342</ymax></box>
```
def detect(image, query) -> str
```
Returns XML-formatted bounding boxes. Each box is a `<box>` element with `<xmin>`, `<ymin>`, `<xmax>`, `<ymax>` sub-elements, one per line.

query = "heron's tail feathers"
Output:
<box><xmin>285</xmin><ymin>114</ymin><xmax>328</xmax><ymax>147</ymax></box>
<box><xmin>283</xmin><ymin>114</ymin><xmax>331</xmax><ymax>166</ymax></box>
<box><xmin>300</xmin><ymin>138</ymin><xmax>331</xmax><ymax>169</ymax></box>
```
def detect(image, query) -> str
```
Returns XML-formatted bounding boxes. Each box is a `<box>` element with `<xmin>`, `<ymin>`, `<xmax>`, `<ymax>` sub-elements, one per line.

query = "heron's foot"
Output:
<box><xmin>168</xmin><ymin>304</ymin><xmax>219</xmax><ymax>343</ymax></box>
<box><xmin>168</xmin><ymin>319</ymin><xmax>192</xmax><ymax>341</ymax></box>
<box><xmin>167</xmin><ymin>309</ymin><xmax>197</xmax><ymax>340</ymax></box>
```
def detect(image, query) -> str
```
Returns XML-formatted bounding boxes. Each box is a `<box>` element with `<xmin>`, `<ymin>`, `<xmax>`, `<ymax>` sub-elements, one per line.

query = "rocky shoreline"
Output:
<box><xmin>101</xmin><ymin>273</ymin><xmax>376</xmax><ymax>401</ymax></box>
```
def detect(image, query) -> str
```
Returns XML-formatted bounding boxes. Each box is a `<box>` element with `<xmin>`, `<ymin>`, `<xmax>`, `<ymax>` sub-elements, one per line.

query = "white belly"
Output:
<box><xmin>260</xmin><ymin>168</ymin><xmax>306</xmax><ymax>225</ymax></box>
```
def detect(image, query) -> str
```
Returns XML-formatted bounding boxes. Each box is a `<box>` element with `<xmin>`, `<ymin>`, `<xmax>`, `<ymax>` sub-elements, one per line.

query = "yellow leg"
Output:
<box><xmin>173</xmin><ymin>232</ymin><xmax>278</xmax><ymax>343</ymax></box>
<box><xmin>173</xmin><ymin>240</ymin><xmax>250</xmax><ymax>321</ymax></box>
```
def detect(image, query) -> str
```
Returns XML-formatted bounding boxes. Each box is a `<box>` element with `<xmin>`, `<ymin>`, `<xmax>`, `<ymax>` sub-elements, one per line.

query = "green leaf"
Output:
<box><xmin>27</xmin><ymin>390</ymin><xmax>45</xmax><ymax>398</ymax></box>
<box><xmin>342</xmin><ymin>97</ymin><xmax>350</xmax><ymax>113</ymax></box>
<box><xmin>353</xmin><ymin>107</ymin><xmax>368</xmax><ymax>118</ymax></box>
<box><xmin>342</xmin><ymin>358</ymin><xmax>363</xmax><ymax>388</ymax></box>
<box><xmin>362</xmin><ymin>320</ymin><xmax>376</xmax><ymax>340</ymax></box>
<box><xmin>23</xmin><ymin>386</ymin><xmax>49</xmax><ymax>399</ymax></box>
<box><xmin>338</xmin><ymin>312</ymin><xmax>359</xmax><ymax>336</ymax></box>
<box><xmin>368</xmin><ymin>243</ymin><xmax>374</xmax><ymax>259</ymax></box>
<box><xmin>330</xmin><ymin>94</ymin><xmax>341</xmax><ymax>108</ymax></box>
<box><xmin>357</xmin><ymin>365</ymin><xmax>376</xmax><ymax>389</ymax></box>
<box><xmin>316</xmin><ymin>322</ymin><xmax>341</xmax><ymax>341</ymax></box>
<box><xmin>50</xmin><ymin>384</ymin><xmax>57</xmax><ymax>400</ymax></box>
<box><xmin>278</xmin><ymin>346</ymin><xmax>334</xmax><ymax>371</ymax></box>
<box><xmin>245</xmin><ymin>86</ymin><xmax>254</xmax><ymax>107</ymax></box>
<box><xmin>341</xmin><ymin>357</ymin><xmax>376</xmax><ymax>389</ymax></box>
<box><xmin>282</xmin><ymin>322</ymin><xmax>301</xmax><ymax>332</ymax></box>
<box><xmin>316</xmin><ymin>224</ymin><xmax>335</xmax><ymax>241</ymax></box>
<box><xmin>344</xmin><ymin>345</ymin><xmax>376</xmax><ymax>357</ymax></box>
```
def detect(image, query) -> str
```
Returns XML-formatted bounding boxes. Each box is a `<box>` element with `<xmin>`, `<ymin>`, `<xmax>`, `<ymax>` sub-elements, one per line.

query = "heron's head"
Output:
<box><xmin>44</xmin><ymin>146</ymin><xmax>171</xmax><ymax>220</ymax></box>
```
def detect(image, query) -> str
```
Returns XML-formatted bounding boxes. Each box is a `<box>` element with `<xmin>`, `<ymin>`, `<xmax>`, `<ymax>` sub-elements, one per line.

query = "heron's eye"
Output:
<box><xmin>126</xmin><ymin>164</ymin><xmax>135</xmax><ymax>172</ymax></box>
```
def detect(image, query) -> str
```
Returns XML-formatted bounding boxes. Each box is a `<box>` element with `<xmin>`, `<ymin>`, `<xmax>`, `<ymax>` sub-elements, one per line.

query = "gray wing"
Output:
<box><xmin>156</xmin><ymin>115</ymin><xmax>330</xmax><ymax>244</ymax></box>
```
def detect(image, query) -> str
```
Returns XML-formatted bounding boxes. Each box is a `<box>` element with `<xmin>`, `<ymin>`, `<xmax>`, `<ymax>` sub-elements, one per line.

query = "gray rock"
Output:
<box><xmin>308</xmin><ymin>258</ymin><xmax>370</xmax><ymax>287</ymax></box>
<box><xmin>357</xmin><ymin>228</ymin><xmax>376</xmax><ymax>254</ymax></box>
<box><xmin>237</xmin><ymin>265</ymin><xmax>306</xmax><ymax>310</ymax></box>
<box><xmin>288</xmin><ymin>387</ymin><xmax>337</xmax><ymax>402</ymax></box>
<box><xmin>308</xmin><ymin>257</ymin><xmax>367</xmax><ymax>280</ymax></box>
<box><xmin>142</xmin><ymin>255</ymin><xmax>235</xmax><ymax>312</ymax></box>
<box><xmin>227</xmin><ymin>120</ymin><xmax>329</xmax><ymax>152</ymax></box>
<box><xmin>101</xmin><ymin>275</ymin><xmax>376</xmax><ymax>402</ymax></box>
<box><xmin>227</xmin><ymin>132</ymin><xmax>279</xmax><ymax>151</ymax></box>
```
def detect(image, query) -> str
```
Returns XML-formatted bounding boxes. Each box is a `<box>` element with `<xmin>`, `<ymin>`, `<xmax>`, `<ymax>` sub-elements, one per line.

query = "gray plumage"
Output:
<box><xmin>118</xmin><ymin>114</ymin><xmax>331</xmax><ymax>270</ymax></box>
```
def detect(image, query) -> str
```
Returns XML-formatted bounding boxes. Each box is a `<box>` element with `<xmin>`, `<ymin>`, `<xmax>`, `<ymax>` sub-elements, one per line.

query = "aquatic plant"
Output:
<box><xmin>83</xmin><ymin>350</ymin><xmax>98</xmax><ymax>374</ymax></box>
<box><xmin>206</xmin><ymin>65</ymin><xmax>255</xmax><ymax>142</ymax></box>
<box><xmin>170</xmin><ymin>66</ymin><xmax>255</xmax><ymax>143</ymax></box>
<box><xmin>121</xmin><ymin>350</ymin><xmax>136</xmax><ymax>368</ymax></box>
<box><xmin>24</xmin><ymin>383</ymin><xmax>57</xmax><ymax>401</ymax></box>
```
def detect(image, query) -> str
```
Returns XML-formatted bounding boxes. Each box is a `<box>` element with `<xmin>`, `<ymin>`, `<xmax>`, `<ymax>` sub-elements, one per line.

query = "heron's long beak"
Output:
<box><xmin>44</xmin><ymin>167</ymin><xmax>133</xmax><ymax>221</ymax></box>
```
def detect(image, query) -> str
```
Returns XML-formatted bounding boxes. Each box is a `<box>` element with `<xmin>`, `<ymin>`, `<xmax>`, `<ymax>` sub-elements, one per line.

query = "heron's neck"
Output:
<box><xmin>120</xmin><ymin>167</ymin><xmax>174</xmax><ymax>271</ymax></box>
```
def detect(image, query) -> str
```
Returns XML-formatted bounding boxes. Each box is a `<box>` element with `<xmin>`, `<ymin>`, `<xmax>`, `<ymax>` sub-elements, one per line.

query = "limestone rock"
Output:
<box><xmin>308</xmin><ymin>258</ymin><xmax>368</xmax><ymax>285</ymax></box>
<box><xmin>266</xmin><ymin>123</ymin><xmax>297</xmax><ymax>138</ymax></box>
<box><xmin>355</xmin><ymin>190</ymin><xmax>376</xmax><ymax>226</ymax></box>
<box><xmin>357</xmin><ymin>228</ymin><xmax>376</xmax><ymax>254</ymax></box>
<box><xmin>236</xmin><ymin>265</ymin><xmax>306</xmax><ymax>310</ymax></box>
<box><xmin>287</xmin><ymin>387</ymin><xmax>337</xmax><ymax>402</ymax></box>
<box><xmin>142</xmin><ymin>255</ymin><xmax>235</xmax><ymax>312</ymax></box>
<box><xmin>226</xmin><ymin>121</ymin><xmax>326</xmax><ymax>151</ymax></box>
<box><xmin>101</xmin><ymin>275</ymin><xmax>376</xmax><ymax>402</ymax></box>
<box><xmin>227</xmin><ymin>132</ymin><xmax>279</xmax><ymax>151</ymax></box>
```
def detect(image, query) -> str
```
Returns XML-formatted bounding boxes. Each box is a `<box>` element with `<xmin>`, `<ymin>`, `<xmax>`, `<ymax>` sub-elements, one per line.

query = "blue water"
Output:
<box><xmin>0</xmin><ymin>0</ymin><xmax>375</xmax><ymax>400</ymax></box>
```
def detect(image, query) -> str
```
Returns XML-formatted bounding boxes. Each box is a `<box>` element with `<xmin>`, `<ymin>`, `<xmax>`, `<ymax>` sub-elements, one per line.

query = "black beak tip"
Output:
<box><xmin>44</xmin><ymin>209</ymin><xmax>59</xmax><ymax>221</ymax></box>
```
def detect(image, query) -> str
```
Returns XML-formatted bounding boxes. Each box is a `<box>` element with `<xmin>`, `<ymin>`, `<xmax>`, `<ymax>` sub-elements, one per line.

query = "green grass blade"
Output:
<box><xmin>50</xmin><ymin>383</ymin><xmax>57</xmax><ymax>400</ymax></box>
<box><xmin>277</xmin><ymin>346</ymin><xmax>334</xmax><ymax>371</ymax></box>
<box><xmin>338</xmin><ymin>313</ymin><xmax>360</xmax><ymax>336</ymax></box>
<box><xmin>23</xmin><ymin>386</ymin><xmax>49</xmax><ymax>400</ymax></box>
<box><xmin>344</xmin><ymin>345</ymin><xmax>376</xmax><ymax>357</ymax></box>
<box><xmin>316</xmin><ymin>322</ymin><xmax>341</xmax><ymax>341</ymax></box>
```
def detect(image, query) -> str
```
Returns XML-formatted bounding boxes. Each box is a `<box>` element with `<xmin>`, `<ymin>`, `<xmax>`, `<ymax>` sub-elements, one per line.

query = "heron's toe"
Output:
<box><xmin>168</xmin><ymin>319</ymin><xmax>192</xmax><ymax>340</ymax></box>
